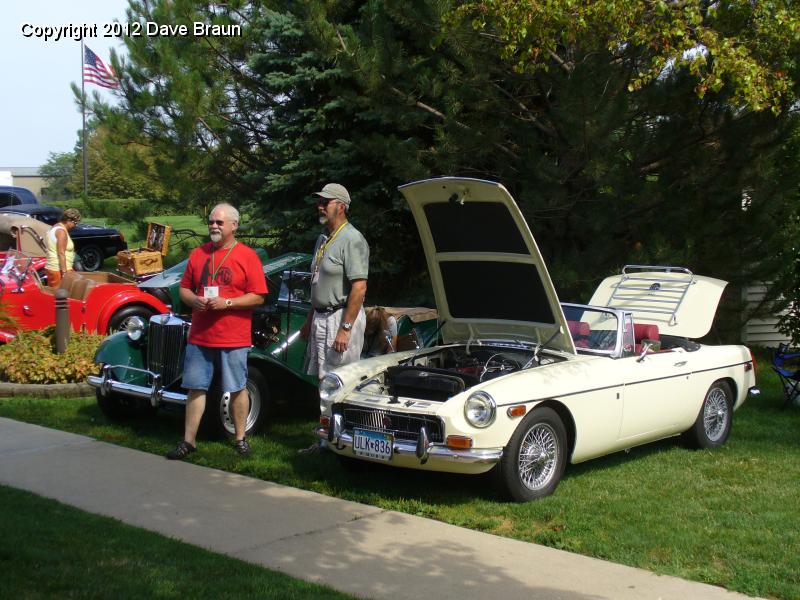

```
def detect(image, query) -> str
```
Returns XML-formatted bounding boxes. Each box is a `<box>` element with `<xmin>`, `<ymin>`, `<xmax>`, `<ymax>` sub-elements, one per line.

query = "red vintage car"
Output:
<box><xmin>0</xmin><ymin>214</ymin><xmax>168</xmax><ymax>342</ymax></box>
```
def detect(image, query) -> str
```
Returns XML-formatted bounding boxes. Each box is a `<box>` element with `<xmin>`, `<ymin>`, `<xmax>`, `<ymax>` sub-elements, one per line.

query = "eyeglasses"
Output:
<box><xmin>208</xmin><ymin>219</ymin><xmax>225</xmax><ymax>226</ymax></box>
<box><xmin>317</xmin><ymin>198</ymin><xmax>336</xmax><ymax>207</ymax></box>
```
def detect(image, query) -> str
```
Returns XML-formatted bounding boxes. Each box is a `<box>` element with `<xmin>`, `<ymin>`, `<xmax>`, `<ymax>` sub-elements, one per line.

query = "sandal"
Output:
<box><xmin>166</xmin><ymin>440</ymin><xmax>196</xmax><ymax>460</ymax></box>
<box><xmin>233</xmin><ymin>438</ymin><xmax>251</xmax><ymax>456</ymax></box>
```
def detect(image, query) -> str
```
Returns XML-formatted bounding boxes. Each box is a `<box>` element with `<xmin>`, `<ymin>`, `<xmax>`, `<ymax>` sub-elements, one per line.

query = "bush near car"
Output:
<box><xmin>0</xmin><ymin>328</ymin><xmax>103</xmax><ymax>384</ymax></box>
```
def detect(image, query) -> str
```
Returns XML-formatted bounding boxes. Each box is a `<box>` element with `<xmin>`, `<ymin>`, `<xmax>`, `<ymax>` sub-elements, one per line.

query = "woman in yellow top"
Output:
<box><xmin>45</xmin><ymin>208</ymin><xmax>81</xmax><ymax>287</ymax></box>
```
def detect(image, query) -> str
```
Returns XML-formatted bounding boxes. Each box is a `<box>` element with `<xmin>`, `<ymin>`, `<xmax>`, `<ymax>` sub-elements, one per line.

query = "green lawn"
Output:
<box><xmin>115</xmin><ymin>215</ymin><xmax>207</xmax><ymax>247</ymax></box>
<box><xmin>0</xmin><ymin>365</ymin><xmax>798</xmax><ymax>599</ymax></box>
<box><xmin>104</xmin><ymin>214</ymin><xmax>278</xmax><ymax>271</ymax></box>
<box><xmin>0</xmin><ymin>485</ymin><xmax>354</xmax><ymax>599</ymax></box>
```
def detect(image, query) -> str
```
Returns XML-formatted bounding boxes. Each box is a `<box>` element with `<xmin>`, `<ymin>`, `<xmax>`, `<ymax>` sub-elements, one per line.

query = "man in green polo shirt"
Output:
<box><xmin>300</xmin><ymin>182</ymin><xmax>370</xmax><ymax>379</ymax></box>
<box><xmin>297</xmin><ymin>183</ymin><xmax>369</xmax><ymax>455</ymax></box>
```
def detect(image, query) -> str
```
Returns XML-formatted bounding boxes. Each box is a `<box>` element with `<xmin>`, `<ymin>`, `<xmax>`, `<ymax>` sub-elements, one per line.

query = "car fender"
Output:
<box><xmin>247</xmin><ymin>350</ymin><xmax>318</xmax><ymax>388</ymax></box>
<box><xmin>96</xmin><ymin>291</ymin><xmax>169</xmax><ymax>333</ymax></box>
<box><xmin>94</xmin><ymin>330</ymin><xmax>147</xmax><ymax>384</ymax></box>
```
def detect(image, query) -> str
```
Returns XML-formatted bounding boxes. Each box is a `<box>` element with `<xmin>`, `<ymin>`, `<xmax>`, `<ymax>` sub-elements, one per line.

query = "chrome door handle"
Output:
<box><xmin>674</xmin><ymin>361</ymin><xmax>687</xmax><ymax>367</ymax></box>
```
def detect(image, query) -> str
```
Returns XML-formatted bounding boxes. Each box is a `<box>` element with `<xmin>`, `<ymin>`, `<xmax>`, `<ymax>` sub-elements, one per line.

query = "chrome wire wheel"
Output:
<box><xmin>703</xmin><ymin>386</ymin><xmax>729</xmax><ymax>443</ymax></box>
<box><xmin>518</xmin><ymin>422</ymin><xmax>559</xmax><ymax>491</ymax></box>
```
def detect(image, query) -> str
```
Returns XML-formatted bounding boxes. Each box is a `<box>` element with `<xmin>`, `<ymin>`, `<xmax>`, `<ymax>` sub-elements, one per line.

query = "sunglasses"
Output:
<box><xmin>208</xmin><ymin>219</ymin><xmax>226</xmax><ymax>226</ymax></box>
<box><xmin>317</xmin><ymin>198</ymin><xmax>337</xmax><ymax>207</ymax></box>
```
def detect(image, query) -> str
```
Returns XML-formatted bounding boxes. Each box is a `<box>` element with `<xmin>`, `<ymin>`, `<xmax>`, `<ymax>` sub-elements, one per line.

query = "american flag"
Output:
<box><xmin>83</xmin><ymin>46</ymin><xmax>119</xmax><ymax>89</ymax></box>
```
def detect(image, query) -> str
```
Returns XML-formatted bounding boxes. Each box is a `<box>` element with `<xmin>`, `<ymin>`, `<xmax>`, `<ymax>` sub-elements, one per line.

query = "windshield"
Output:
<box><xmin>278</xmin><ymin>271</ymin><xmax>312</xmax><ymax>304</ymax></box>
<box><xmin>0</xmin><ymin>249</ymin><xmax>34</xmax><ymax>287</ymax></box>
<box><xmin>561</xmin><ymin>304</ymin><xmax>620</xmax><ymax>355</ymax></box>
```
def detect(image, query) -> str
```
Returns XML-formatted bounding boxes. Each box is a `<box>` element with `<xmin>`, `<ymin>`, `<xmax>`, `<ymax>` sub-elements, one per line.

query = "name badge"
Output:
<box><xmin>204</xmin><ymin>286</ymin><xmax>219</xmax><ymax>298</ymax></box>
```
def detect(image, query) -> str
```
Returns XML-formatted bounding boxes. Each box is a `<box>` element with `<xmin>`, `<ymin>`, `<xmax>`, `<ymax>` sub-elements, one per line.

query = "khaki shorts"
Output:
<box><xmin>305</xmin><ymin>307</ymin><xmax>366</xmax><ymax>379</ymax></box>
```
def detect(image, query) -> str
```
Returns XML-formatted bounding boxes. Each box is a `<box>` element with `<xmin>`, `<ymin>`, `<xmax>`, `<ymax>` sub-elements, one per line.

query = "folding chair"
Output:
<box><xmin>771</xmin><ymin>343</ymin><xmax>800</xmax><ymax>408</ymax></box>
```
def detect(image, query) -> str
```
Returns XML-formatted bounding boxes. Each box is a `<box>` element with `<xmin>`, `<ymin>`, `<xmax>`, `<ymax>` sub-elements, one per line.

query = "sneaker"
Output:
<box><xmin>233</xmin><ymin>438</ymin><xmax>251</xmax><ymax>456</ymax></box>
<box><xmin>297</xmin><ymin>441</ymin><xmax>320</xmax><ymax>455</ymax></box>
<box><xmin>297</xmin><ymin>440</ymin><xmax>328</xmax><ymax>455</ymax></box>
<box><xmin>166</xmin><ymin>440</ymin><xmax>196</xmax><ymax>460</ymax></box>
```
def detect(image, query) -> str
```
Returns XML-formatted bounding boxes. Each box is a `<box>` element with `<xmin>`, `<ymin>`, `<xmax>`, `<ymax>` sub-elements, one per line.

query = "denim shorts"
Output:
<box><xmin>182</xmin><ymin>344</ymin><xmax>249</xmax><ymax>392</ymax></box>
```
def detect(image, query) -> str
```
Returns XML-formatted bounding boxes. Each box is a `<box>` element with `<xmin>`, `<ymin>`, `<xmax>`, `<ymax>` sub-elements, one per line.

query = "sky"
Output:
<box><xmin>1</xmin><ymin>0</ymin><xmax>130</xmax><ymax>169</ymax></box>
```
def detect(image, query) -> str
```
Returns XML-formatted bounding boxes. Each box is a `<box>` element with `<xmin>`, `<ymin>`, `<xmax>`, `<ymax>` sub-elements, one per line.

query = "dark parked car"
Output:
<box><xmin>0</xmin><ymin>186</ymin><xmax>39</xmax><ymax>207</ymax></box>
<box><xmin>0</xmin><ymin>203</ymin><xmax>127</xmax><ymax>271</ymax></box>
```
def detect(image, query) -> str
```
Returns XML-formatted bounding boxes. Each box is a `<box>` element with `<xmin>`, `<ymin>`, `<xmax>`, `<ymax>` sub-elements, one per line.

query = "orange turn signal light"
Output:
<box><xmin>507</xmin><ymin>405</ymin><xmax>527</xmax><ymax>418</ymax></box>
<box><xmin>445</xmin><ymin>435</ymin><xmax>473</xmax><ymax>449</ymax></box>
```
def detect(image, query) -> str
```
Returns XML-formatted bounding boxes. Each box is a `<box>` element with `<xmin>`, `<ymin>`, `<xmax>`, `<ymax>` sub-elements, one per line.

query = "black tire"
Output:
<box><xmin>201</xmin><ymin>368</ymin><xmax>271</xmax><ymax>439</ymax></box>
<box><xmin>496</xmin><ymin>407</ymin><xmax>567</xmax><ymax>502</ymax></box>
<box><xmin>96</xmin><ymin>389</ymin><xmax>156</xmax><ymax>420</ymax></box>
<box><xmin>77</xmin><ymin>244</ymin><xmax>103</xmax><ymax>272</ymax></box>
<box><xmin>685</xmin><ymin>380</ymin><xmax>733</xmax><ymax>449</ymax></box>
<box><xmin>108</xmin><ymin>305</ymin><xmax>157</xmax><ymax>334</ymax></box>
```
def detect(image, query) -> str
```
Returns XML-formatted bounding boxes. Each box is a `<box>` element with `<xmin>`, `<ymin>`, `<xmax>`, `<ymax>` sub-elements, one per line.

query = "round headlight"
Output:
<box><xmin>464</xmin><ymin>391</ymin><xmax>496</xmax><ymax>428</ymax></box>
<box><xmin>319</xmin><ymin>373</ymin><xmax>343</xmax><ymax>403</ymax></box>
<box><xmin>126</xmin><ymin>316</ymin><xmax>146</xmax><ymax>341</ymax></box>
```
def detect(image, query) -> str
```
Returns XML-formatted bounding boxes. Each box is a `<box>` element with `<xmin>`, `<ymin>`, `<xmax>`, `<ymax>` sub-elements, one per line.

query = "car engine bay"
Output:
<box><xmin>376</xmin><ymin>344</ymin><xmax>564</xmax><ymax>402</ymax></box>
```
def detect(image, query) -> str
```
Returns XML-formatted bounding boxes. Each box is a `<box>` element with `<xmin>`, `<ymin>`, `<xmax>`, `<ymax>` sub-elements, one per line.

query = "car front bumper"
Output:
<box><xmin>314</xmin><ymin>416</ymin><xmax>503</xmax><ymax>474</ymax></box>
<box><xmin>87</xmin><ymin>364</ymin><xmax>187</xmax><ymax>407</ymax></box>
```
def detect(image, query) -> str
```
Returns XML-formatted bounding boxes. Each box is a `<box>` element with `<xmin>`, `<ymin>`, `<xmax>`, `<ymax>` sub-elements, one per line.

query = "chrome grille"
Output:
<box><xmin>338</xmin><ymin>405</ymin><xmax>444</xmax><ymax>443</ymax></box>
<box><xmin>147</xmin><ymin>315</ymin><xmax>189</xmax><ymax>386</ymax></box>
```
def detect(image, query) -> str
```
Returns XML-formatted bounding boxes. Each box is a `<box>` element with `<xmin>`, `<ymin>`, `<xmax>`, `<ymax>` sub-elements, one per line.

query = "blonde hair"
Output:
<box><xmin>365</xmin><ymin>306</ymin><xmax>389</xmax><ymax>336</ymax></box>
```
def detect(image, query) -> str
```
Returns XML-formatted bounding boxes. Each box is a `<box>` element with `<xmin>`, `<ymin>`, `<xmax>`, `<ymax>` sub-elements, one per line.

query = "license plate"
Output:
<box><xmin>352</xmin><ymin>428</ymin><xmax>393</xmax><ymax>461</ymax></box>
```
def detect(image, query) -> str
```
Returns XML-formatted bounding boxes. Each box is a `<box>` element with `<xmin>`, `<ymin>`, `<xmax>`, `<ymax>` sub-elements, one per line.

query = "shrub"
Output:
<box><xmin>0</xmin><ymin>328</ymin><xmax>103</xmax><ymax>384</ymax></box>
<box><xmin>49</xmin><ymin>199</ymin><xmax>88</xmax><ymax>216</ymax></box>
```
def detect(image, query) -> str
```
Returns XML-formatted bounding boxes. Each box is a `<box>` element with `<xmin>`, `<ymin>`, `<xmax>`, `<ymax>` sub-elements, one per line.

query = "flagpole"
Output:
<box><xmin>81</xmin><ymin>39</ymin><xmax>88</xmax><ymax>198</ymax></box>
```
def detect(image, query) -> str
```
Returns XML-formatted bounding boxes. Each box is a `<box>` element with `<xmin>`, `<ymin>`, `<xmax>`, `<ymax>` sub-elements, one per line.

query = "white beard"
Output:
<box><xmin>318</xmin><ymin>215</ymin><xmax>328</xmax><ymax>226</ymax></box>
<box><xmin>209</xmin><ymin>231</ymin><xmax>222</xmax><ymax>243</ymax></box>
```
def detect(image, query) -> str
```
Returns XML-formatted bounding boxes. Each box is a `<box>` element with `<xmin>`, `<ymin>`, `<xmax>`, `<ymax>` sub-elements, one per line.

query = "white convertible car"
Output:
<box><xmin>315</xmin><ymin>177</ymin><xmax>759</xmax><ymax>501</ymax></box>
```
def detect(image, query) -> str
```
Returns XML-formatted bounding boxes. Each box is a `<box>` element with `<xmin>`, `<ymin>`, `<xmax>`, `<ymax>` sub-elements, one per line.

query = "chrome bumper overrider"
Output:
<box><xmin>87</xmin><ymin>364</ymin><xmax>187</xmax><ymax>407</ymax></box>
<box><xmin>314</xmin><ymin>414</ymin><xmax>502</xmax><ymax>467</ymax></box>
<box><xmin>748</xmin><ymin>386</ymin><xmax>761</xmax><ymax>398</ymax></box>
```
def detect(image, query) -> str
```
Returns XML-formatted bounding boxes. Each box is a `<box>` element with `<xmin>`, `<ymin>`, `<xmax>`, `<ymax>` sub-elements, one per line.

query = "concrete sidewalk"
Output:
<box><xmin>0</xmin><ymin>417</ymin><xmax>756</xmax><ymax>600</ymax></box>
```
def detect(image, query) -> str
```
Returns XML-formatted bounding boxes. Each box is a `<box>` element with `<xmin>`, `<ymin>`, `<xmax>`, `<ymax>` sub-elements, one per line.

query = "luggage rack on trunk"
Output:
<box><xmin>605</xmin><ymin>265</ymin><xmax>695</xmax><ymax>326</ymax></box>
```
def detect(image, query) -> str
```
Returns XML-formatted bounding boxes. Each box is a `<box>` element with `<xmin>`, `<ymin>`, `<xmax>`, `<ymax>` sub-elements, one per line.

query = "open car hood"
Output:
<box><xmin>399</xmin><ymin>177</ymin><xmax>574</xmax><ymax>353</ymax></box>
<box><xmin>589</xmin><ymin>267</ymin><xmax>727</xmax><ymax>339</ymax></box>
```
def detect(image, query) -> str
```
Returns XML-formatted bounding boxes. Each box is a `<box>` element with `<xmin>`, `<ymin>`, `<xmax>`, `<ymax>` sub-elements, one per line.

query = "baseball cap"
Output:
<box><xmin>314</xmin><ymin>183</ymin><xmax>351</xmax><ymax>207</ymax></box>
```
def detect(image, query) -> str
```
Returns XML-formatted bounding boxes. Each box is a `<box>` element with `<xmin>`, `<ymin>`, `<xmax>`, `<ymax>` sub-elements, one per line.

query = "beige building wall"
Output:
<box><xmin>0</xmin><ymin>168</ymin><xmax>46</xmax><ymax>200</ymax></box>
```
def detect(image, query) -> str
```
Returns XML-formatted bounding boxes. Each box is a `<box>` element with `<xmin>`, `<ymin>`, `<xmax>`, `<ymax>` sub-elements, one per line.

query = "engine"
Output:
<box><xmin>383</xmin><ymin>345</ymin><xmax>561</xmax><ymax>402</ymax></box>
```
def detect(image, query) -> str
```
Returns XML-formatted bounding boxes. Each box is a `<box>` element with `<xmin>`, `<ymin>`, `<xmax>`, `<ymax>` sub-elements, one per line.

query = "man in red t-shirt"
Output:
<box><xmin>166</xmin><ymin>203</ymin><xmax>268</xmax><ymax>460</ymax></box>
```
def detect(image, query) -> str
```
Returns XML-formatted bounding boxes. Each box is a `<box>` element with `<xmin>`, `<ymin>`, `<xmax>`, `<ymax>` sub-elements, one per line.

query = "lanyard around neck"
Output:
<box><xmin>210</xmin><ymin>241</ymin><xmax>237</xmax><ymax>282</ymax></box>
<box><xmin>315</xmin><ymin>221</ymin><xmax>348</xmax><ymax>268</ymax></box>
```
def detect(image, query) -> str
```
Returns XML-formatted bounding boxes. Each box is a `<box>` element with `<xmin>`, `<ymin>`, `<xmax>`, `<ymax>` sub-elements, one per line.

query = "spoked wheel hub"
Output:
<box><xmin>703</xmin><ymin>387</ymin><xmax>729</xmax><ymax>442</ymax></box>
<box><xmin>518</xmin><ymin>423</ymin><xmax>558</xmax><ymax>491</ymax></box>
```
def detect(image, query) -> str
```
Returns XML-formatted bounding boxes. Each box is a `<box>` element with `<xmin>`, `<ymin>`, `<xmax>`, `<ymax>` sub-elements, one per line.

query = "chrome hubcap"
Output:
<box><xmin>220</xmin><ymin>380</ymin><xmax>260</xmax><ymax>435</ymax></box>
<box><xmin>703</xmin><ymin>387</ymin><xmax>729</xmax><ymax>442</ymax></box>
<box><xmin>518</xmin><ymin>422</ymin><xmax>558</xmax><ymax>490</ymax></box>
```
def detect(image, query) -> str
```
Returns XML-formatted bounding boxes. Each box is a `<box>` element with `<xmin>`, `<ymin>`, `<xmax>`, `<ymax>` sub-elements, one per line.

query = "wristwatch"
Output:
<box><xmin>341</xmin><ymin>321</ymin><xmax>353</xmax><ymax>331</ymax></box>
<box><xmin>225</xmin><ymin>298</ymin><xmax>233</xmax><ymax>308</ymax></box>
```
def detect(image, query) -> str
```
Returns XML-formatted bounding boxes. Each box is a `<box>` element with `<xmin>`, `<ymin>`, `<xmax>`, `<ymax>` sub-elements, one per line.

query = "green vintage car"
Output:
<box><xmin>88</xmin><ymin>251</ymin><xmax>437</xmax><ymax>438</ymax></box>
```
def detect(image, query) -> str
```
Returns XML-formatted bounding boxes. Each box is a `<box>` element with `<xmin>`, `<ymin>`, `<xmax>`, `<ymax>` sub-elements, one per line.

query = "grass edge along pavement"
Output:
<box><xmin>0</xmin><ymin>358</ymin><xmax>797</xmax><ymax>600</ymax></box>
<box><xmin>0</xmin><ymin>484</ymin><xmax>356</xmax><ymax>600</ymax></box>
